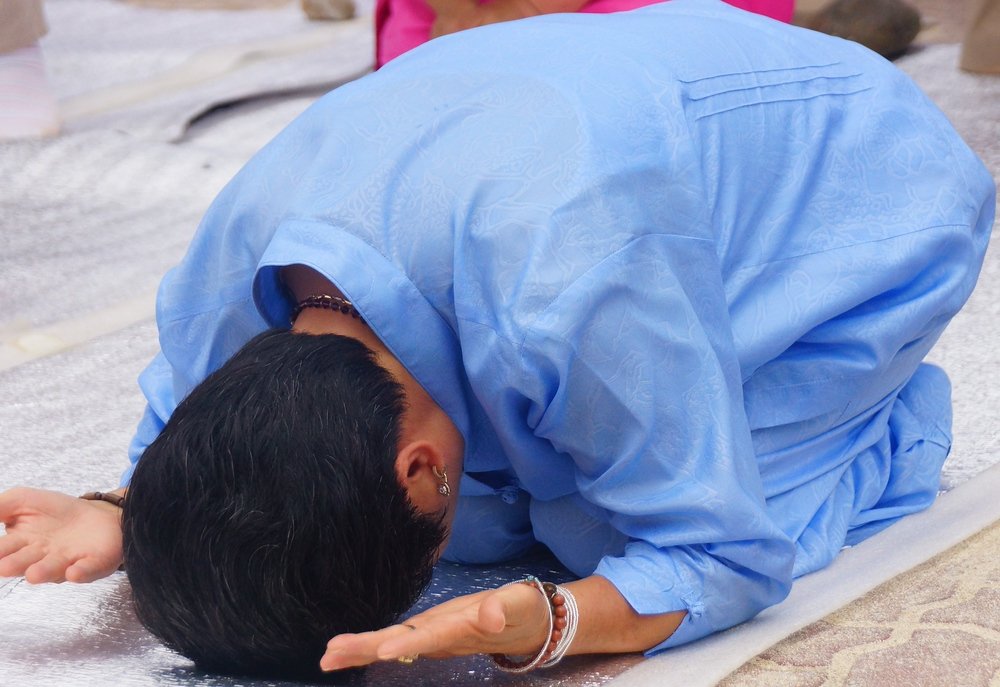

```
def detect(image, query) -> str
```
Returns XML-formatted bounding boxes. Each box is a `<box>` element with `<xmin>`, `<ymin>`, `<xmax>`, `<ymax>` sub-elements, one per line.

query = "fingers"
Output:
<box><xmin>320</xmin><ymin>633</ymin><xmax>372</xmax><ymax>671</ymax></box>
<box><xmin>0</xmin><ymin>487</ymin><xmax>29</xmax><ymax>523</ymax></box>
<box><xmin>321</xmin><ymin>624</ymin><xmax>423</xmax><ymax>671</ymax></box>
<box><xmin>0</xmin><ymin>544</ymin><xmax>45</xmax><ymax>579</ymax></box>
<box><xmin>320</xmin><ymin>588</ymin><xmax>524</xmax><ymax>672</ymax></box>
<box><xmin>23</xmin><ymin>553</ymin><xmax>72</xmax><ymax>584</ymax></box>
<box><xmin>375</xmin><ymin>623</ymin><xmax>440</xmax><ymax>661</ymax></box>
<box><xmin>0</xmin><ymin>533</ymin><xmax>27</xmax><ymax>561</ymax></box>
<box><xmin>65</xmin><ymin>557</ymin><xmax>114</xmax><ymax>584</ymax></box>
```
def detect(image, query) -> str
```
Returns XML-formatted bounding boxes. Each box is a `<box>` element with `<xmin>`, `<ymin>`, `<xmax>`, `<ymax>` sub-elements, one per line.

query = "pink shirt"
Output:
<box><xmin>376</xmin><ymin>0</ymin><xmax>794</xmax><ymax>66</ymax></box>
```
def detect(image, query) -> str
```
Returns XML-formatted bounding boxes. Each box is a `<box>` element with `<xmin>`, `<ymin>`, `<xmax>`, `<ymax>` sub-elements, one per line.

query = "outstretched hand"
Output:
<box><xmin>0</xmin><ymin>487</ymin><xmax>123</xmax><ymax>584</ymax></box>
<box><xmin>320</xmin><ymin>581</ymin><xmax>551</xmax><ymax>672</ymax></box>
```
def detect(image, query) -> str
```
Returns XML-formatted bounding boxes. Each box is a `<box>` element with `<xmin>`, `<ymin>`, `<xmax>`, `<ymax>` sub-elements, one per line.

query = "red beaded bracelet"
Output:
<box><xmin>491</xmin><ymin>577</ymin><xmax>578</xmax><ymax>673</ymax></box>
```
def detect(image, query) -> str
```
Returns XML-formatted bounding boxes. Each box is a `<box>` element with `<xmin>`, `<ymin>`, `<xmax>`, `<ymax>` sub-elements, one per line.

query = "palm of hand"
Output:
<box><xmin>320</xmin><ymin>582</ymin><xmax>549</xmax><ymax>671</ymax></box>
<box><xmin>0</xmin><ymin>487</ymin><xmax>123</xmax><ymax>584</ymax></box>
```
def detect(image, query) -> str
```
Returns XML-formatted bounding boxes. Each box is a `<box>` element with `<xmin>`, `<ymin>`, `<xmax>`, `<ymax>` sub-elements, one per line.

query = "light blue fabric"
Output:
<box><xmin>123</xmin><ymin>0</ymin><xmax>995</xmax><ymax>651</ymax></box>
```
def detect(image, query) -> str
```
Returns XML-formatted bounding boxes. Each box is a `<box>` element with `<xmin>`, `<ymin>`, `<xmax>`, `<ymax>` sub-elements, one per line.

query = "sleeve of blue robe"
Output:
<box><xmin>509</xmin><ymin>231</ymin><xmax>795</xmax><ymax>649</ymax></box>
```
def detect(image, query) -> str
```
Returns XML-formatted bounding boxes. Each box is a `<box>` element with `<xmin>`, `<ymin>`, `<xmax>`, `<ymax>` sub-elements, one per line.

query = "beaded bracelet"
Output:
<box><xmin>291</xmin><ymin>294</ymin><xmax>364</xmax><ymax>325</ymax></box>
<box><xmin>79</xmin><ymin>491</ymin><xmax>125</xmax><ymax>508</ymax></box>
<box><xmin>540</xmin><ymin>581</ymin><xmax>579</xmax><ymax>668</ymax></box>
<box><xmin>491</xmin><ymin>576</ymin><xmax>579</xmax><ymax>673</ymax></box>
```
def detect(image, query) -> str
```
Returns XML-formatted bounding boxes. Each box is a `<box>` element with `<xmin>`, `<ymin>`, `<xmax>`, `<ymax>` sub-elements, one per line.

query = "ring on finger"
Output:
<box><xmin>395</xmin><ymin>623</ymin><xmax>419</xmax><ymax>663</ymax></box>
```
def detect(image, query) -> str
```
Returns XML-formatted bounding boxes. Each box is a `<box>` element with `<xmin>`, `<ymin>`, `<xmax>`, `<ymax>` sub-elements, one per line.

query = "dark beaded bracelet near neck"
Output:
<box><xmin>291</xmin><ymin>294</ymin><xmax>365</xmax><ymax>326</ymax></box>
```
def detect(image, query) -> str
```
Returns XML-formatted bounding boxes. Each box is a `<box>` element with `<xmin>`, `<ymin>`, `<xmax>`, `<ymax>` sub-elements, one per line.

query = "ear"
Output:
<box><xmin>395</xmin><ymin>440</ymin><xmax>448</xmax><ymax>512</ymax></box>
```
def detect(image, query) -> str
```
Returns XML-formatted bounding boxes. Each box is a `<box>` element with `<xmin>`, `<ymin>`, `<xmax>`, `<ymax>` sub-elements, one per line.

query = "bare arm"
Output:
<box><xmin>319</xmin><ymin>573</ymin><xmax>684</xmax><ymax>671</ymax></box>
<box><xmin>429</xmin><ymin>0</ymin><xmax>589</xmax><ymax>39</ymax></box>
<box><xmin>563</xmin><ymin>576</ymin><xmax>685</xmax><ymax>655</ymax></box>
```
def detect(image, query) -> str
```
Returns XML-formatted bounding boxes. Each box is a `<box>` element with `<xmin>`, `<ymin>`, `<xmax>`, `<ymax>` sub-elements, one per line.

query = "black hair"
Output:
<box><xmin>122</xmin><ymin>329</ymin><xmax>446</xmax><ymax>681</ymax></box>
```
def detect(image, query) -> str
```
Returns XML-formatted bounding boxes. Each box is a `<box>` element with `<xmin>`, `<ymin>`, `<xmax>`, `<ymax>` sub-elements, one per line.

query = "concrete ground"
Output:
<box><xmin>0</xmin><ymin>0</ymin><xmax>997</xmax><ymax>685</ymax></box>
<box><xmin>722</xmin><ymin>521</ymin><xmax>1000</xmax><ymax>686</ymax></box>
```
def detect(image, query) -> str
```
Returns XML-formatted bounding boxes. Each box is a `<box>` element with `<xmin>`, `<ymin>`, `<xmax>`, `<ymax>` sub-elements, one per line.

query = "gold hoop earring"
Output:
<box><xmin>432</xmin><ymin>465</ymin><xmax>451</xmax><ymax>497</ymax></box>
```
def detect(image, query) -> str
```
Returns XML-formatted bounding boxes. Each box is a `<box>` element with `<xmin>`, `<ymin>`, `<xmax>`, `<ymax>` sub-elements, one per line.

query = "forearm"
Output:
<box><xmin>479</xmin><ymin>0</ymin><xmax>588</xmax><ymax>22</ymax></box>
<box><xmin>429</xmin><ymin>0</ymin><xmax>589</xmax><ymax>36</ymax></box>
<box><xmin>429</xmin><ymin>0</ymin><xmax>586</xmax><ymax>14</ymax></box>
<box><xmin>511</xmin><ymin>0</ymin><xmax>589</xmax><ymax>14</ymax></box>
<box><xmin>426</xmin><ymin>0</ymin><xmax>475</xmax><ymax>15</ymax></box>
<box><xmin>320</xmin><ymin>572</ymin><xmax>686</xmax><ymax>672</ymax></box>
<box><xmin>564</xmin><ymin>575</ymin><xmax>685</xmax><ymax>655</ymax></box>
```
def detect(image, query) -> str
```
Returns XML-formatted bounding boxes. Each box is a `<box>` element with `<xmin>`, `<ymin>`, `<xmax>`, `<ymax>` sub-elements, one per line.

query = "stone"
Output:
<box><xmin>801</xmin><ymin>0</ymin><xmax>922</xmax><ymax>58</ymax></box>
<box><xmin>960</xmin><ymin>0</ymin><xmax>1000</xmax><ymax>74</ymax></box>
<box><xmin>300</xmin><ymin>0</ymin><xmax>355</xmax><ymax>21</ymax></box>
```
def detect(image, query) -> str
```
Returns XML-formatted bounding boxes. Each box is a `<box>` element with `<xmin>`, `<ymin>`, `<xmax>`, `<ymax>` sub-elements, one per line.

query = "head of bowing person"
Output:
<box><xmin>120</xmin><ymin>320</ymin><xmax>465</xmax><ymax>679</ymax></box>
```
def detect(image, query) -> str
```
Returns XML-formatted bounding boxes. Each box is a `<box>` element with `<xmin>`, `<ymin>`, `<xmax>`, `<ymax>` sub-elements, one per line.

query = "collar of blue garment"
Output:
<box><xmin>252</xmin><ymin>218</ymin><xmax>493</xmax><ymax>474</ymax></box>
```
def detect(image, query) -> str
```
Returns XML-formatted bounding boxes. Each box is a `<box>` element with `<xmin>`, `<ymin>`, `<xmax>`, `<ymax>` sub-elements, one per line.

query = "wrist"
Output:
<box><xmin>492</xmin><ymin>577</ymin><xmax>580</xmax><ymax>672</ymax></box>
<box><xmin>522</xmin><ymin>582</ymin><xmax>552</xmax><ymax>654</ymax></box>
<box><xmin>85</xmin><ymin>499</ymin><xmax>122</xmax><ymax>516</ymax></box>
<box><xmin>79</xmin><ymin>488</ymin><xmax>126</xmax><ymax>517</ymax></box>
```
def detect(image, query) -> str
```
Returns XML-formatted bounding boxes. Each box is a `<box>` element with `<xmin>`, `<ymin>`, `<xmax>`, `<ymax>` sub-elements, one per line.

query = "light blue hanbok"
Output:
<box><xmin>125</xmin><ymin>0</ymin><xmax>995</xmax><ymax>650</ymax></box>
